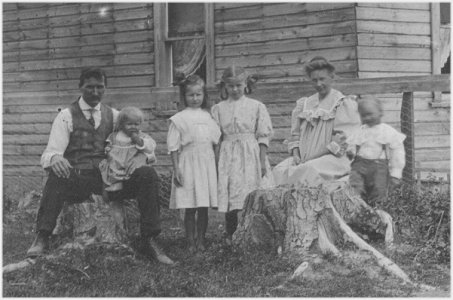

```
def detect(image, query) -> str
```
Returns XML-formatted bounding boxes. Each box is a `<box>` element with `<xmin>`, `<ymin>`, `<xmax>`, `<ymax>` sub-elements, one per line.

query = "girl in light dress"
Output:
<box><xmin>211</xmin><ymin>65</ymin><xmax>274</xmax><ymax>244</ymax></box>
<box><xmin>167</xmin><ymin>75</ymin><xmax>221</xmax><ymax>254</ymax></box>
<box><xmin>346</xmin><ymin>97</ymin><xmax>406</xmax><ymax>208</ymax></box>
<box><xmin>99</xmin><ymin>106</ymin><xmax>156</xmax><ymax>195</ymax></box>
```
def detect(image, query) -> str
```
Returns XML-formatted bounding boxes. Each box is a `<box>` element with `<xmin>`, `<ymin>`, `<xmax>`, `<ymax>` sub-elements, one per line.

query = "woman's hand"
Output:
<box><xmin>292</xmin><ymin>148</ymin><xmax>301</xmax><ymax>165</ymax></box>
<box><xmin>259</xmin><ymin>144</ymin><xmax>268</xmax><ymax>177</ymax></box>
<box><xmin>174</xmin><ymin>167</ymin><xmax>184</xmax><ymax>187</ymax></box>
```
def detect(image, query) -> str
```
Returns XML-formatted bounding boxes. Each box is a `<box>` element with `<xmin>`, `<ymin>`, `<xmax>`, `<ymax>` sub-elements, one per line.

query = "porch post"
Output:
<box><xmin>400</xmin><ymin>92</ymin><xmax>416</xmax><ymax>184</ymax></box>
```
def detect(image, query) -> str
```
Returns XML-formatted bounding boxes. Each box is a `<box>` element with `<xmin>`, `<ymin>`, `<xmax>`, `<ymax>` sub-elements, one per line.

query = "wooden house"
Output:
<box><xmin>3</xmin><ymin>2</ymin><xmax>450</xmax><ymax>197</ymax></box>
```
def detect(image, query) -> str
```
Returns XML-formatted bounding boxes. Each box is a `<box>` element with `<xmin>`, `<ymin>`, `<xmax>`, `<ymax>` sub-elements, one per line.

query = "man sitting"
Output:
<box><xmin>27</xmin><ymin>67</ymin><xmax>174</xmax><ymax>264</ymax></box>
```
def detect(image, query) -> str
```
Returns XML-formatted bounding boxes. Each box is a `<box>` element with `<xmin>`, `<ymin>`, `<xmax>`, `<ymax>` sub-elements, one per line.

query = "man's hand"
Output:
<box><xmin>261</xmin><ymin>160</ymin><xmax>267</xmax><ymax>178</ymax></box>
<box><xmin>126</xmin><ymin>153</ymin><xmax>147</xmax><ymax>176</ymax></box>
<box><xmin>50</xmin><ymin>155</ymin><xmax>72</xmax><ymax>178</ymax></box>
<box><xmin>174</xmin><ymin>168</ymin><xmax>184</xmax><ymax>187</ymax></box>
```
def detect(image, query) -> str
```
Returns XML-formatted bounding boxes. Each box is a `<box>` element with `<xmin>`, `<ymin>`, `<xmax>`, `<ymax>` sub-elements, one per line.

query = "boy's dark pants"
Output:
<box><xmin>37</xmin><ymin>166</ymin><xmax>161</xmax><ymax>238</ymax></box>
<box><xmin>349</xmin><ymin>157</ymin><xmax>389</xmax><ymax>208</ymax></box>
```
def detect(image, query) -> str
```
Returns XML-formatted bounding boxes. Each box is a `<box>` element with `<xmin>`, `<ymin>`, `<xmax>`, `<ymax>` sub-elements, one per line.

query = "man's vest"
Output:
<box><xmin>63</xmin><ymin>100</ymin><xmax>114</xmax><ymax>169</ymax></box>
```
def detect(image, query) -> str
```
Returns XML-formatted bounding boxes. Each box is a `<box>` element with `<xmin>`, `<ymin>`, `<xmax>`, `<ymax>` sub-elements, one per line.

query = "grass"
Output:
<box><xmin>2</xmin><ymin>187</ymin><xmax>451</xmax><ymax>297</ymax></box>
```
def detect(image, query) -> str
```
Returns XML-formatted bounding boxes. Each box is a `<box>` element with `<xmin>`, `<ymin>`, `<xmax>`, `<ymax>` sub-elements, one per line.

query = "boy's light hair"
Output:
<box><xmin>116</xmin><ymin>106</ymin><xmax>145</xmax><ymax>131</ymax></box>
<box><xmin>357</xmin><ymin>96</ymin><xmax>383</xmax><ymax>114</ymax></box>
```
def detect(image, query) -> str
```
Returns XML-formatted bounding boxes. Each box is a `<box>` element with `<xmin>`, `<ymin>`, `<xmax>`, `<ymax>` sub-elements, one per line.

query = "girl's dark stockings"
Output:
<box><xmin>184</xmin><ymin>207</ymin><xmax>209</xmax><ymax>254</ymax></box>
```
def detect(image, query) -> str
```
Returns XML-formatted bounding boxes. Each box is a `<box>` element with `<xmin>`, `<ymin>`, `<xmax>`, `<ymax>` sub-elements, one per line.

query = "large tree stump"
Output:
<box><xmin>233</xmin><ymin>182</ymin><xmax>419</xmax><ymax>286</ymax></box>
<box><xmin>53</xmin><ymin>196</ymin><xmax>140</xmax><ymax>249</ymax></box>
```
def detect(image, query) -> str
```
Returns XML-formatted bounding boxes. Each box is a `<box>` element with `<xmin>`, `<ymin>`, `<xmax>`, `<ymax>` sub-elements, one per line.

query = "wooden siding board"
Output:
<box><xmin>216</xmin><ymin>34</ymin><xmax>358</xmax><ymax>57</ymax></box>
<box><xmin>3</xmin><ymin>5</ymin><xmax>153</xmax><ymax>32</ymax></box>
<box><xmin>355</xmin><ymin>6</ymin><xmax>430</xmax><ymax>23</ymax></box>
<box><xmin>215</xmin><ymin>2</ymin><xmax>355</xmax><ymax>22</ymax></box>
<box><xmin>358</xmin><ymin>59</ymin><xmax>431</xmax><ymax>73</ymax></box>
<box><xmin>215</xmin><ymin>7</ymin><xmax>356</xmax><ymax>33</ymax></box>
<box><xmin>357</xmin><ymin>3</ymin><xmax>430</xmax><ymax>10</ymax></box>
<box><xmin>356</xmin><ymin>20</ymin><xmax>430</xmax><ymax>35</ymax></box>
<box><xmin>216</xmin><ymin>20</ymin><xmax>356</xmax><ymax>45</ymax></box>
<box><xmin>356</xmin><ymin>46</ymin><xmax>430</xmax><ymax>60</ymax></box>
<box><xmin>357</xmin><ymin>33</ymin><xmax>431</xmax><ymax>48</ymax></box>
<box><xmin>215</xmin><ymin>47</ymin><xmax>356</xmax><ymax>69</ymax></box>
<box><xmin>215</xmin><ymin>61</ymin><xmax>357</xmax><ymax>81</ymax></box>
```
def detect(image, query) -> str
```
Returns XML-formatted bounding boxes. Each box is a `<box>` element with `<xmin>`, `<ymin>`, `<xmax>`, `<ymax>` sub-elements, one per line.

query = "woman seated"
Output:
<box><xmin>272</xmin><ymin>56</ymin><xmax>361</xmax><ymax>187</ymax></box>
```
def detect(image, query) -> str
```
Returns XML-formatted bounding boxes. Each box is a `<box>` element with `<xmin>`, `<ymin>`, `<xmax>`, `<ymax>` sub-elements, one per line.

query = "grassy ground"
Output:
<box><xmin>3</xmin><ymin>200</ymin><xmax>450</xmax><ymax>297</ymax></box>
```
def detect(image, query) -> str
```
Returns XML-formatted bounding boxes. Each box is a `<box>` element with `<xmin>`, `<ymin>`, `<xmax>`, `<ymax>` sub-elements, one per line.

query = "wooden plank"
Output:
<box><xmin>355</xmin><ymin>6</ymin><xmax>430</xmax><ymax>23</ymax></box>
<box><xmin>215</xmin><ymin>3</ymin><xmax>258</xmax><ymax>10</ymax></box>
<box><xmin>356</xmin><ymin>20</ymin><xmax>430</xmax><ymax>35</ymax></box>
<box><xmin>153</xmin><ymin>3</ymin><xmax>170</xmax><ymax>87</ymax></box>
<box><xmin>3</xmin><ymin>145</ymin><xmax>46</xmax><ymax>156</ymax></box>
<box><xmin>357</xmin><ymin>33</ymin><xmax>431</xmax><ymax>48</ymax></box>
<box><xmin>414</xmin><ymin>135</ymin><xmax>450</xmax><ymax>149</ymax></box>
<box><xmin>357</xmin><ymin>3</ymin><xmax>430</xmax><ymax>10</ymax></box>
<box><xmin>356</xmin><ymin>46</ymin><xmax>430</xmax><ymax>60</ymax></box>
<box><xmin>215</xmin><ymin>8</ymin><xmax>356</xmax><ymax>33</ymax></box>
<box><xmin>3</xmin><ymin>155</ymin><xmax>41</xmax><ymax>166</ymax></box>
<box><xmin>4</xmin><ymin>30</ymin><xmax>153</xmax><ymax>52</ymax></box>
<box><xmin>216</xmin><ymin>47</ymin><xmax>356</xmax><ymax>69</ymax></box>
<box><xmin>215</xmin><ymin>2</ymin><xmax>354</xmax><ymax>21</ymax></box>
<box><xmin>3</xmin><ymin>166</ymin><xmax>46</xmax><ymax>176</ymax></box>
<box><xmin>3</xmin><ymin>88</ymin><xmax>179</xmax><ymax>106</ymax></box>
<box><xmin>3</xmin><ymin>124</ymin><xmax>52</xmax><ymax>135</ymax></box>
<box><xmin>417</xmin><ymin>171</ymin><xmax>450</xmax><ymax>182</ymax></box>
<box><xmin>4</xmin><ymin>75</ymin><xmax>155</xmax><ymax>94</ymax></box>
<box><xmin>216</xmin><ymin>20</ymin><xmax>356</xmax><ymax>45</ymax></box>
<box><xmin>431</xmin><ymin>3</ymin><xmax>442</xmax><ymax>102</ymax></box>
<box><xmin>358</xmin><ymin>72</ymin><xmax>431</xmax><ymax>78</ymax></box>
<box><xmin>4</xmin><ymin>41</ymin><xmax>154</xmax><ymax>62</ymax></box>
<box><xmin>215</xmin><ymin>34</ymin><xmax>358</xmax><ymax>57</ymax></box>
<box><xmin>415</xmin><ymin>149</ymin><xmax>450</xmax><ymax>162</ymax></box>
<box><xmin>417</xmin><ymin>160</ymin><xmax>450</xmax><ymax>171</ymax></box>
<box><xmin>358</xmin><ymin>59</ymin><xmax>431</xmax><ymax>73</ymax></box>
<box><xmin>6</xmin><ymin>52</ymin><xmax>153</xmax><ymax>72</ymax></box>
<box><xmin>205</xmin><ymin>3</ymin><xmax>216</xmax><ymax>86</ymax></box>
<box><xmin>215</xmin><ymin>60</ymin><xmax>357</xmax><ymax>81</ymax></box>
<box><xmin>4</xmin><ymin>65</ymin><xmax>154</xmax><ymax>83</ymax></box>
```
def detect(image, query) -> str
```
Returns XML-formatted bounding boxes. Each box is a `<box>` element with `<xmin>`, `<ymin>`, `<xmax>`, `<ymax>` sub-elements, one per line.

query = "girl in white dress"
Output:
<box><xmin>167</xmin><ymin>75</ymin><xmax>221</xmax><ymax>254</ymax></box>
<box><xmin>211</xmin><ymin>66</ymin><xmax>274</xmax><ymax>244</ymax></box>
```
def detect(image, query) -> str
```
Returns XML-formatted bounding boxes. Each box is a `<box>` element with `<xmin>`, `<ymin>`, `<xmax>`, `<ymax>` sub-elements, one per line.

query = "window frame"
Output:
<box><xmin>153</xmin><ymin>3</ymin><xmax>215</xmax><ymax>87</ymax></box>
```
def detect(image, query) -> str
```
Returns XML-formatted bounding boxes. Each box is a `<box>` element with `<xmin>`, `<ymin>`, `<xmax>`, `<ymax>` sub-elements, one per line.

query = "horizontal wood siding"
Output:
<box><xmin>355</xmin><ymin>3</ymin><xmax>449</xmax><ymax>180</ymax></box>
<box><xmin>214</xmin><ymin>3</ymin><xmax>358</xmax><ymax>83</ymax></box>
<box><xmin>3</xmin><ymin>3</ymin><xmax>157</xmax><ymax>195</ymax></box>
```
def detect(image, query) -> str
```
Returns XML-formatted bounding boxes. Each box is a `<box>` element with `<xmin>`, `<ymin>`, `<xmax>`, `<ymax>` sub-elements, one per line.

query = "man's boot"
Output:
<box><xmin>26</xmin><ymin>231</ymin><xmax>50</xmax><ymax>257</ymax></box>
<box><xmin>142</xmin><ymin>237</ymin><xmax>174</xmax><ymax>265</ymax></box>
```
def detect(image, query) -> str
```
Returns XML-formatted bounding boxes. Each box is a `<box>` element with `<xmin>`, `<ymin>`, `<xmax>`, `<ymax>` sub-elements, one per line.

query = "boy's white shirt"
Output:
<box><xmin>347</xmin><ymin>123</ymin><xmax>406</xmax><ymax>179</ymax></box>
<box><xmin>40</xmin><ymin>98</ymin><xmax>155</xmax><ymax>169</ymax></box>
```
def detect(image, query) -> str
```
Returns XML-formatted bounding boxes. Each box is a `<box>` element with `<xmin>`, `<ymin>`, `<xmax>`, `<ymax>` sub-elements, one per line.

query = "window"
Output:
<box><xmin>154</xmin><ymin>3</ymin><xmax>214</xmax><ymax>87</ymax></box>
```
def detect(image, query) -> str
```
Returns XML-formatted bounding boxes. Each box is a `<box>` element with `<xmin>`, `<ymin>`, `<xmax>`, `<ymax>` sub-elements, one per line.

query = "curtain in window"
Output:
<box><xmin>172</xmin><ymin>38</ymin><xmax>206</xmax><ymax>77</ymax></box>
<box><xmin>440</xmin><ymin>25</ymin><xmax>451</xmax><ymax>67</ymax></box>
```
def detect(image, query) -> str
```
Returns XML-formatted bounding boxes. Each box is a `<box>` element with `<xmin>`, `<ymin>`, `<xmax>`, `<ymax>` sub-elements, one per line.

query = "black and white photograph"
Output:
<box><xmin>2</xmin><ymin>1</ymin><xmax>450</xmax><ymax>297</ymax></box>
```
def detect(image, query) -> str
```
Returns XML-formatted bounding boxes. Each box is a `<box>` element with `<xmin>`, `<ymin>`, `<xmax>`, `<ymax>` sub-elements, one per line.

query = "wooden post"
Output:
<box><xmin>431</xmin><ymin>3</ymin><xmax>442</xmax><ymax>102</ymax></box>
<box><xmin>400</xmin><ymin>92</ymin><xmax>415</xmax><ymax>184</ymax></box>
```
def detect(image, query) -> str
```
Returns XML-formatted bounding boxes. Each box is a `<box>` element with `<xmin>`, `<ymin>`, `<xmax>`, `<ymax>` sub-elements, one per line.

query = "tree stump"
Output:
<box><xmin>233</xmin><ymin>182</ymin><xmax>416</xmax><ymax>285</ymax></box>
<box><xmin>53</xmin><ymin>196</ymin><xmax>140</xmax><ymax>249</ymax></box>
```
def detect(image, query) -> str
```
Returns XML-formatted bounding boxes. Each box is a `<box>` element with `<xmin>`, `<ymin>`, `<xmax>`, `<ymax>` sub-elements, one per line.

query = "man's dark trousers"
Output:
<box><xmin>37</xmin><ymin>166</ymin><xmax>161</xmax><ymax>238</ymax></box>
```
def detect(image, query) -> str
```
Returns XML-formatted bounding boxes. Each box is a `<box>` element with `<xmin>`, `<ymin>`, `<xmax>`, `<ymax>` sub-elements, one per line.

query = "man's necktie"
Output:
<box><xmin>88</xmin><ymin>108</ymin><xmax>96</xmax><ymax>127</ymax></box>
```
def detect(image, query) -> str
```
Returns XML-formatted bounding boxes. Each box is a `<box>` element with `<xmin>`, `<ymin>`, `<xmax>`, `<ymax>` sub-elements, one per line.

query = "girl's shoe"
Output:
<box><xmin>196</xmin><ymin>239</ymin><xmax>206</xmax><ymax>252</ymax></box>
<box><xmin>188</xmin><ymin>244</ymin><xmax>197</xmax><ymax>254</ymax></box>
